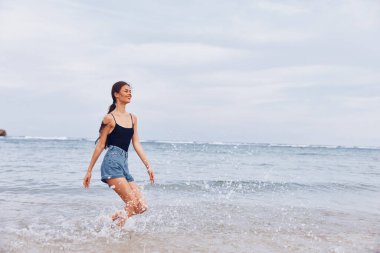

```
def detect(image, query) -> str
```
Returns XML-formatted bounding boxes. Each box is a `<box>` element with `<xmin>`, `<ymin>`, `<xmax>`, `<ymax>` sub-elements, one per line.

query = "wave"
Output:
<box><xmin>0</xmin><ymin>136</ymin><xmax>94</xmax><ymax>141</ymax></box>
<box><xmin>1</xmin><ymin>136</ymin><xmax>69</xmax><ymax>140</ymax></box>
<box><xmin>143</xmin><ymin>140</ymin><xmax>197</xmax><ymax>144</ymax></box>
<box><xmin>1</xmin><ymin>180</ymin><xmax>377</xmax><ymax>196</ymax></box>
<box><xmin>142</xmin><ymin>180</ymin><xmax>379</xmax><ymax>194</ymax></box>
<box><xmin>140</xmin><ymin>140</ymin><xmax>380</xmax><ymax>150</ymax></box>
<box><xmin>262</xmin><ymin>143</ymin><xmax>380</xmax><ymax>150</ymax></box>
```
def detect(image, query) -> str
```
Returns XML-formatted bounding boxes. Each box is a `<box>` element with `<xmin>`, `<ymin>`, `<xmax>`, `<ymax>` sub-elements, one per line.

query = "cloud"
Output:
<box><xmin>256</xmin><ymin>1</ymin><xmax>307</xmax><ymax>15</ymax></box>
<box><xmin>104</xmin><ymin>42</ymin><xmax>250</xmax><ymax>67</ymax></box>
<box><xmin>336</xmin><ymin>96</ymin><xmax>380</xmax><ymax>109</ymax></box>
<box><xmin>0</xmin><ymin>0</ymin><xmax>379</xmax><ymax>145</ymax></box>
<box><xmin>340</xmin><ymin>0</ymin><xmax>380</xmax><ymax>29</ymax></box>
<box><xmin>190</xmin><ymin>64</ymin><xmax>380</xmax><ymax>90</ymax></box>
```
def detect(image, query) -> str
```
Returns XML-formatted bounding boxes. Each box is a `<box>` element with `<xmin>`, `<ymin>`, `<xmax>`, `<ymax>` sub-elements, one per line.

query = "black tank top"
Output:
<box><xmin>107</xmin><ymin>113</ymin><xmax>134</xmax><ymax>152</ymax></box>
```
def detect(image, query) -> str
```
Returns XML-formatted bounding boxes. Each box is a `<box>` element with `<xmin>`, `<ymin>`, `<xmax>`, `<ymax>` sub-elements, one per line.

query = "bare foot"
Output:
<box><xmin>111</xmin><ymin>210</ymin><xmax>128</xmax><ymax>227</ymax></box>
<box><xmin>111</xmin><ymin>211</ymin><xmax>124</xmax><ymax>221</ymax></box>
<box><xmin>114</xmin><ymin>216</ymin><xmax>127</xmax><ymax>227</ymax></box>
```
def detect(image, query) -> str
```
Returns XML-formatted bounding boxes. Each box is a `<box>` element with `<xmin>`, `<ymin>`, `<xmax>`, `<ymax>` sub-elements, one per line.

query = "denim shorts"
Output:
<box><xmin>100</xmin><ymin>145</ymin><xmax>134</xmax><ymax>184</ymax></box>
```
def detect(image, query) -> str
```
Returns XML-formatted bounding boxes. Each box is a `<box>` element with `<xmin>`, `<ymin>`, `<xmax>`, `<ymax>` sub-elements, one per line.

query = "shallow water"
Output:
<box><xmin>0</xmin><ymin>137</ymin><xmax>380</xmax><ymax>252</ymax></box>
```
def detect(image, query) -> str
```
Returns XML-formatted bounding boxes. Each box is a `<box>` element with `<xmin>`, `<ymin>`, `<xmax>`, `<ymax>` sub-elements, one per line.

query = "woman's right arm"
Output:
<box><xmin>83</xmin><ymin>115</ymin><xmax>114</xmax><ymax>188</ymax></box>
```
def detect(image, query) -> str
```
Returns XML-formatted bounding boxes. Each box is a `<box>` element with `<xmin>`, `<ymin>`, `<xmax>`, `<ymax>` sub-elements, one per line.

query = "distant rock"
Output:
<box><xmin>0</xmin><ymin>129</ymin><xmax>6</xmax><ymax>136</ymax></box>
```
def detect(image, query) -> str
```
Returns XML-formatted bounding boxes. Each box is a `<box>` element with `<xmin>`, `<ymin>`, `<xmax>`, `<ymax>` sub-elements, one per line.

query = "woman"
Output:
<box><xmin>83</xmin><ymin>81</ymin><xmax>155</xmax><ymax>227</ymax></box>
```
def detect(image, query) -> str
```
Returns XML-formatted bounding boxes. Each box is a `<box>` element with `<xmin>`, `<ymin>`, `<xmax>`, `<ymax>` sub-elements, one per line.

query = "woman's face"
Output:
<box><xmin>115</xmin><ymin>85</ymin><xmax>132</xmax><ymax>104</ymax></box>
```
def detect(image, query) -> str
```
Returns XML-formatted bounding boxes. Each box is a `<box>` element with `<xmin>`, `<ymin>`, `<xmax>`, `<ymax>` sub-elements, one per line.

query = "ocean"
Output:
<box><xmin>0</xmin><ymin>137</ymin><xmax>379</xmax><ymax>253</ymax></box>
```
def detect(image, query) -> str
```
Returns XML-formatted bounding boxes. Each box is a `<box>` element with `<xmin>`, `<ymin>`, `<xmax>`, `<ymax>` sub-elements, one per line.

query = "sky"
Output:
<box><xmin>0</xmin><ymin>0</ymin><xmax>379</xmax><ymax>146</ymax></box>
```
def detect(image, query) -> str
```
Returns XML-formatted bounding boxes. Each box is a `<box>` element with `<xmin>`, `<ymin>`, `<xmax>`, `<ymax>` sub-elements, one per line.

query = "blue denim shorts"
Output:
<box><xmin>100</xmin><ymin>145</ymin><xmax>134</xmax><ymax>184</ymax></box>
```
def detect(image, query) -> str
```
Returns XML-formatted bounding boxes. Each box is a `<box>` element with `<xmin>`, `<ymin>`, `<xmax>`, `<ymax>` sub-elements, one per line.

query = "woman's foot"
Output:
<box><xmin>111</xmin><ymin>211</ymin><xmax>123</xmax><ymax>221</ymax></box>
<box><xmin>114</xmin><ymin>216</ymin><xmax>127</xmax><ymax>227</ymax></box>
<box><xmin>111</xmin><ymin>210</ymin><xmax>128</xmax><ymax>227</ymax></box>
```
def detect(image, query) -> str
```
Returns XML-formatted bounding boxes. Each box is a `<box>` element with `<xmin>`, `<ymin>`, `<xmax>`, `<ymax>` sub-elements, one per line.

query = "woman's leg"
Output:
<box><xmin>106</xmin><ymin>177</ymin><xmax>140</xmax><ymax>221</ymax></box>
<box><xmin>128</xmin><ymin>181</ymin><xmax>148</xmax><ymax>214</ymax></box>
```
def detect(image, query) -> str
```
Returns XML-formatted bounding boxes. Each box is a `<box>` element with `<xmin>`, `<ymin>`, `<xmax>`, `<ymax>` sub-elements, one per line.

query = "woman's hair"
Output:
<box><xmin>95</xmin><ymin>81</ymin><xmax>131</xmax><ymax>146</ymax></box>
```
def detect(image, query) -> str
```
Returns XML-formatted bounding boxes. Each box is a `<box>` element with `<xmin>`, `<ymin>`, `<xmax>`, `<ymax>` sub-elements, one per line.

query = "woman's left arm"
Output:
<box><xmin>131</xmin><ymin>114</ymin><xmax>155</xmax><ymax>184</ymax></box>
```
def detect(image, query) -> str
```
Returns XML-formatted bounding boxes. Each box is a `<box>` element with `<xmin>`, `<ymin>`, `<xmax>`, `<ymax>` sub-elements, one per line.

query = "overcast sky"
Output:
<box><xmin>1</xmin><ymin>0</ymin><xmax>379</xmax><ymax>146</ymax></box>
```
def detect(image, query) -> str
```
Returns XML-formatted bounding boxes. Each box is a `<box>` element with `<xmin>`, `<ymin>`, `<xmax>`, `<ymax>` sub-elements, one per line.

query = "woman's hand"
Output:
<box><xmin>147</xmin><ymin>168</ymin><xmax>155</xmax><ymax>184</ymax></box>
<box><xmin>83</xmin><ymin>171</ymin><xmax>92</xmax><ymax>188</ymax></box>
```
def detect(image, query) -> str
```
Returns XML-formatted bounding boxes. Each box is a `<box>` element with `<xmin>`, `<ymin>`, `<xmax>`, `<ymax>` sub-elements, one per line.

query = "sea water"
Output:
<box><xmin>0</xmin><ymin>137</ymin><xmax>379</xmax><ymax>252</ymax></box>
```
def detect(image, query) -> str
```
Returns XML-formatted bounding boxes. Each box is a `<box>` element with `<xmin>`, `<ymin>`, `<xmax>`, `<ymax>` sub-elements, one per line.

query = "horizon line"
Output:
<box><xmin>1</xmin><ymin>135</ymin><xmax>379</xmax><ymax>150</ymax></box>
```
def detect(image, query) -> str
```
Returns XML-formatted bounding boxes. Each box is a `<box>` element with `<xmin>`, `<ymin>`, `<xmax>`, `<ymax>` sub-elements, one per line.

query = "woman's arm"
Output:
<box><xmin>83</xmin><ymin>114</ymin><xmax>114</xmax><ymax>188</ymax></box>
<box><xmin>131</xmin><ymin>114</ymin><xmax>155</xmax><ymax>184</ymax></box>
